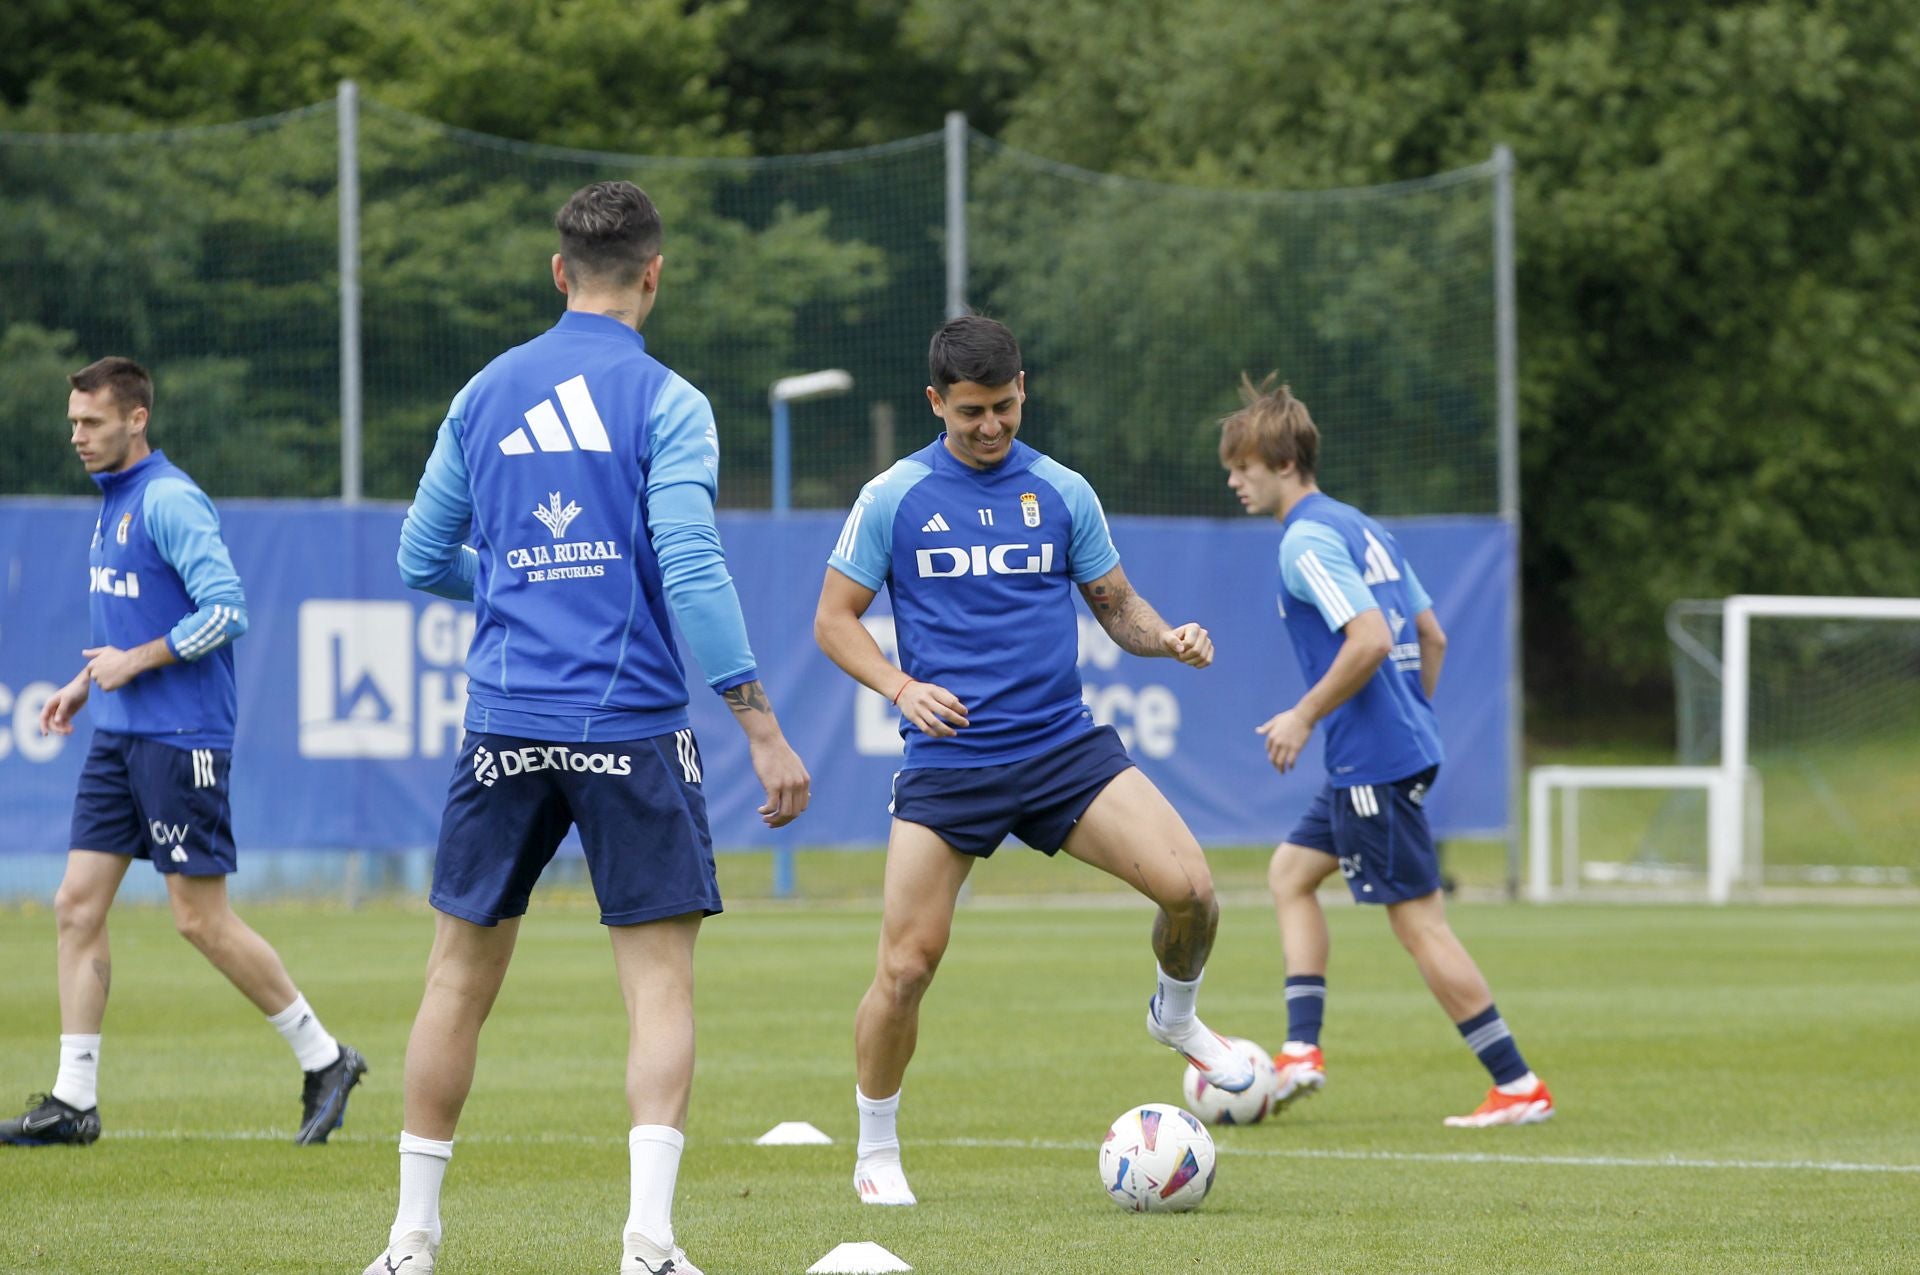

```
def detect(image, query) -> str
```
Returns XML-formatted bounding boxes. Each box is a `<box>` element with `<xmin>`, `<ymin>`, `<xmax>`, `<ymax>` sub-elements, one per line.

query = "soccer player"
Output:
<box><xmin>366</xmin><ymin>181</ymin><xmax>809</xmax><ymax>1275</ymax></box>
<box><xmin>1219</xmin><ymin>375</ymin><xmax>1553</xmax><ymax>1127</ymax></box>
<box><xmin>814</xmin><ymin>315</ymin><xmax>1255</xmax><ymax>1207</ymax></box>
<box><xmin>2</xmin><ymin>357</ymin><xmax>365</xmax><ymax>1150</ymax></box>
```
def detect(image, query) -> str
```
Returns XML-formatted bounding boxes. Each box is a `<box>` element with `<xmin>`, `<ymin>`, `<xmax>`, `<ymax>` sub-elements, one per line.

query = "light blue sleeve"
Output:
<box><xmin>647</xmin><ymin>375</ymin><xmax>756</xmax><ymax>692</ymax></box>
<box><xmin>145</xmin><ymin>478</ymin><xmax>248</xmax><ymax>661</ymax></box>
<box><xmin>826</xmin><ymin>459</ymin><xmax>927</xmax><ymax>591</ymax></box>
<box><xmin>1403</xmin><ymin>556</ymin><xmax>1433</xmax><ymax>614</ymax></box>
<box><xmin>1280</xmin><ymin>519</ymin><xmax>1378</xmax><ymax>633</ymax></box>
<box><xmin>1030</xmin><ymin>457</ymin><xmax>1120</xmax><ymax>584</ymax></box>
<box><xmin>398</xmin><ymin>378</ymin><xmax>480</xmax><ymax>601</ymax></box>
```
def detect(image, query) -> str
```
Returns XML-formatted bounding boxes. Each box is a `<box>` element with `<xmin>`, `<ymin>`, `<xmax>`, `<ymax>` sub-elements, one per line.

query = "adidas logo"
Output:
<box><xmin>500</xmin><ymin>374</ymin><xmax>612</xmax><ymax>455</ymax></box>
<box><xmin>920</xmin><ymin>513</ymin><xmax>950</xmax><ymax>533</ymax></box>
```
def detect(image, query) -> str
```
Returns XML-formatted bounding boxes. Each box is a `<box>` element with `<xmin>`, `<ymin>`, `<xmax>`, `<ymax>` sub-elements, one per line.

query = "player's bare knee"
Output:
<box><xmin>876</xmin><ymin>942</ymin><xmax>943</xmax><ymax>1006</ymax></box>
<box><xmin>1156</xmin><ymin>884</ymin><xmax>1217</xmax><ymax>931</ymax></box>
<box><xmin>53</xmin><ymin>883</ymin><xmax>108</xmax><ymax>939</ymax></box>
<box><xmin>170</xmin><ymin>899</ymin><xmax>234</xmax><ymax>952</ymax></box>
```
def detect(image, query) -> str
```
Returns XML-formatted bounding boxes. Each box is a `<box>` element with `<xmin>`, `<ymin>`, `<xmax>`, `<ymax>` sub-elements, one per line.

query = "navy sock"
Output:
<box><xmin>1283</xmin><ymin>975</ymin><xmax>1327</xmax><ymax>1046</ymax></box>
<box><xmin>1456</xmin><ymin>1004</ymin><xmax>1529</xmax><ymax>1085</ymax></box>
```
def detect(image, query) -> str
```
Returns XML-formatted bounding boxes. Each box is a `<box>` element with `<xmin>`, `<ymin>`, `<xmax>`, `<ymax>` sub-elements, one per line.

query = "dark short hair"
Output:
<box><xmin>555</xmin><ymin>180</ymin><xmax>663</xmax><ymax>288</ymax></box>
<box><xmin>68</xmin><ymin>356</ymin><xmax>153</xmax><ymax>415</ymax></box>
<box><xmin>929</xmin><ymin>315</ymin><xmax>1021</xmax><ymax>393</ymax></box>
<box><xmin>1218</xmin><ymin>373</ymin><xmax>1319</xmax><ymax>480</ymax></box>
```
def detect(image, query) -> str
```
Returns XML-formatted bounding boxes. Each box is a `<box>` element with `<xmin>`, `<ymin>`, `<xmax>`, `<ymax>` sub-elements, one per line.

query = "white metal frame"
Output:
<box><xmin>1530</xmin><ymin>595</ymin><xmax>1920</xmax><ymax>904</ymax></box>
<box><xmin>1716</xmin><ymin>596</ymin><xmax>1920</xmax><ymax>900</ymax></box>
<box><xmin>1528</xmin><ymin>766</ymin><xmax>1740</xmax><ymax>902</ymax></box>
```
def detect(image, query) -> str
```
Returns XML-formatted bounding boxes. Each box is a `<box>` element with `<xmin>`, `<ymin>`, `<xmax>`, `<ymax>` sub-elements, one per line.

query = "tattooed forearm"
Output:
<box><xmin>1088</xmin><ymin>588</ymin><xmax>1176</xmax><ymax>656</ymax></box>
<box><xmin>722</xmin><ymin>681</ymin><xmax>773</xmax><ymax>717</ymax></box>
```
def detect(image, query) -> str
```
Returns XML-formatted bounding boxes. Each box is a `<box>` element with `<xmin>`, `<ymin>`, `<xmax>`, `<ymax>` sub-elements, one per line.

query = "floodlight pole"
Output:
<box><xmin>769</xmin><ymin>369</ymin><xmax>854</xmax><ymax>516</ymax></box>
<box><xmin>945</xmin><ymin>112</ymin><xmax>968</xmax><ymax>318</ymax></box>
<box><xmin>338</xmin><ymin>79</ymin><xmax>363</xmax><ymax>504</ymax></box>
<box><xmin>1492</xmin><ymin>143</ymin><xmax>1522</xmax><ymax>899</ymax></box>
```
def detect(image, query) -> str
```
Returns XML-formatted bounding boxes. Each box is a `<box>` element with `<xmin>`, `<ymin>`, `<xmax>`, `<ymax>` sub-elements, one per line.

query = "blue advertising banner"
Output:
<box><xmin>1</xmin><ymin>502</ymin><xmax>1510</xmax><ymax>854</ymax></box>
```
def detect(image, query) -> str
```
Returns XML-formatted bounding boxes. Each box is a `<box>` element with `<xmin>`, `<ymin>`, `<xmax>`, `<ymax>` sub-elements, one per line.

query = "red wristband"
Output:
<box><xmin>891</xmin><ymin>679</ymin><xmax>915</xmax><ymax>706</ymax></box>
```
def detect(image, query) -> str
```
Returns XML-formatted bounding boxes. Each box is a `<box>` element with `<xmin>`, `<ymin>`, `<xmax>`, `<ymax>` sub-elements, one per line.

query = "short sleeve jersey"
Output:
<box><xmin>828</xmin><ymin>436</ymin><xmax>1120</xmax><ymax>768</ymax></box>
<box><xmin>1276</xmin><ymin>492</ymin><xmax>1443</xmax><ymax>786</ymax></box>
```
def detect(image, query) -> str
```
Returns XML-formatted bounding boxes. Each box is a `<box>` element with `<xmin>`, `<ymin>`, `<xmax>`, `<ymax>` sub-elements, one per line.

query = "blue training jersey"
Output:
<box><xmin>85</xmin><ymin>450</ymin><xmax>248</xmax><ymax>749</ymax></box>
<box><xmin>397</xmin><ymin>309</ymin><xmax>757</xmax><ymax>743</ymax></box>
<box><xmin>828</xmin><ymin>436</ymin><xmax>1120</xmax><ymax>768</ymax></box>
<box><xmin>1276</xmin><ymin>492</ymin><xmax>1443</xmax><ymax>786</ymax></box>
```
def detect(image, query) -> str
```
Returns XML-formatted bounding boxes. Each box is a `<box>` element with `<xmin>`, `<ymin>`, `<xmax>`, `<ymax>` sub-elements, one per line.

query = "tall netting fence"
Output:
<box><xmin>0</xmin><ymin>105</ymin><xmax>343</xmax><ymax>497</ymax></box>
<box><xmin>967</xmin><ymin>141</ymin><xmax>1501</xmax><ymax>517</ymax></box>
<box><xmin>3</xmin><ymin>103</ymin><xmax>1502</xmax><ymax>519</ymax></box>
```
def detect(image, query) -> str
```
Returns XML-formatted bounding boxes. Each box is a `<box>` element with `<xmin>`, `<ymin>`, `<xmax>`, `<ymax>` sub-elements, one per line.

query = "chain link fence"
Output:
<box><xmin>3</xmin><ymin>92</ymin><xmax>1504</xmax><ymax>519</ymax></box>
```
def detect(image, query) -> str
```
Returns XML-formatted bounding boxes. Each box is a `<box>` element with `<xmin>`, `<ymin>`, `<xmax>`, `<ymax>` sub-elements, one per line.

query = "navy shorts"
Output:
<box><xmin>890</xmin><ymin>725</ymin><xmax>1135</xmax><ymax>857</ymax></box>
<box><xmin>1287</xmin><ymin>767</ymin><xmax>1442</xmax><ymax>905</ymax></box>
<box><xmin>69</xmin><ymin>730</ymin><xmax>237</xmax><ymax>876</ymax></box>
<box><xmin>432</xmin><ymin>729</ymin><xmax>722</xmax><ymax>927</ymax></box>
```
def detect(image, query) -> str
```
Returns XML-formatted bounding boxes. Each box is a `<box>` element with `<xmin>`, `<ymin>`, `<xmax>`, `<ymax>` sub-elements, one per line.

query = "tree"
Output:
<box><xmin>904</xmin><ymin>0</ymin><xmax>1920</xmax><ymax>686</ymax></box>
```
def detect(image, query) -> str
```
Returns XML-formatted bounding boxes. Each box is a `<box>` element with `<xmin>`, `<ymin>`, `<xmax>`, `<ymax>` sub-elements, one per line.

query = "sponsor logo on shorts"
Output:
<box><xmin>472</xmin><ymin>744</ymin><xmax>635</xmax><ymax>784</ymax></box>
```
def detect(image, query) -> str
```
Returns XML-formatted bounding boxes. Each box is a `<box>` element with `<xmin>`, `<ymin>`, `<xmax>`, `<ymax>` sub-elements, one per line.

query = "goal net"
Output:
<box><xmin>1544</xmin><ymin>596</ymin><xmax>1920</xmax><ymax>898</ymax></box>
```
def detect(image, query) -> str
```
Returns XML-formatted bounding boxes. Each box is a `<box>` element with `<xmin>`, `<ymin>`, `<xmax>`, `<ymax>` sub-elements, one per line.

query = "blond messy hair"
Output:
<box><xmin>1217</xmin><ymin>372</ymin><xmax>1318</xmax><ymax>480</ymax></box>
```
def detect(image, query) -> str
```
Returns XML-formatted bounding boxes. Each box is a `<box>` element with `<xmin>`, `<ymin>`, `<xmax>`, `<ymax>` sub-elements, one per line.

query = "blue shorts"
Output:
<box><xmin>890</xmin><ymin>725</ymin><xmax>1135</xmax><ymax>857</ymax></box>
<box><xmin>432</xmin><ymin>729</ymin><xmax>722</xmax><ymax>927</ymax></box>
<box><xmin>69</xmin><ymin>730</ymin><xmax>237</xmax><ymax>876</ymax></box>
<box><xmin>1287</xmin><ymin>767</ymin><xmax>1442</xmax><ymax>905</ymax></box>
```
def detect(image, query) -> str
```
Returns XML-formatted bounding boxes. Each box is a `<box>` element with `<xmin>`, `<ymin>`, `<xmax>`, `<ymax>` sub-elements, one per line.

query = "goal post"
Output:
<box><xmin>1530</xmin><ymin>594</ymin><xmax>1920</xmax><ymax>903</ymax></box>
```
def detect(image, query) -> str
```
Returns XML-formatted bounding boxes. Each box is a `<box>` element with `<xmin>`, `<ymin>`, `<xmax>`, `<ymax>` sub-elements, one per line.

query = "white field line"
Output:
<box><xmin>103</xmin><ymin>1128</ymin><xmax>1920</xmax><ymax>1175</ymax></box>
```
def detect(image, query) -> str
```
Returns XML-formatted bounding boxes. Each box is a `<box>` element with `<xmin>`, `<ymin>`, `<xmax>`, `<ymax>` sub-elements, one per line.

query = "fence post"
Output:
<box><xmin>945</xmin><ymin>112</ymin><xmax>968</xmax><ymax>319</ymax></box>
<box><xmin>338</xmin><ymin>80</ymin><xmax>363</xmax><ymax>505</ymax></box>
<box><xmin>1493</xmin><ymin>144</ymin><xmax>1521</xmax><ymax>898</ymax></box>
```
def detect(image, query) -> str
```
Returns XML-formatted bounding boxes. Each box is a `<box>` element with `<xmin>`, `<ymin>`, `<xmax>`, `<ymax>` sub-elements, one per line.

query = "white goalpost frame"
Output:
<box><xmin>1716</xmin><ymin>594</ymin><xmax>1920</xmax><ymax>899</ymax></box>
<box><xmin>1528</xmin><ymin>766</ymin><xmax>1741</xmax><ymax>903</ymax></box>
<box><xmin>1531</xmin><ymin>594</ymin><xmax>1920</xmax><ymax>904</ymax></box>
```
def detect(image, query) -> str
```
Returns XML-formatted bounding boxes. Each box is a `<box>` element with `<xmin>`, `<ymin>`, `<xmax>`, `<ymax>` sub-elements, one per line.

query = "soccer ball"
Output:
<box><xmin>1098</xmin><ymin>1102</ymin><xmax>1217</xmax><ymax>1213</ymax></box>
<box><xmin>1181</xmin><ymin>1037</ymin><xmax>1279</xmax><ymax>1126</ymax></box>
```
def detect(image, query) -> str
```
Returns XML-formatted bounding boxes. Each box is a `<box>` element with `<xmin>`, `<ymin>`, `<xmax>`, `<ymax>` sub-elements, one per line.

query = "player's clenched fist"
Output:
<box><xmin>1162</xmin><ymin>622</ymin><xmax>1213</xmax><ymax>668</ymax></box>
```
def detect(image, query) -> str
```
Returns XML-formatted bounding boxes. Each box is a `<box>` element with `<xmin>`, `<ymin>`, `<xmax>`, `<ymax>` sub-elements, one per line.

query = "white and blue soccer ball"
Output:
<box><xmin>1099</xmin><ymin>1102</ymin><xmax>1217</xmax><ymax>1213</ymax></box>
<box><xmin>1181</xmin><ymin>1037</ymin><xmax>1280</xmax><ymax>1126</ymax></box>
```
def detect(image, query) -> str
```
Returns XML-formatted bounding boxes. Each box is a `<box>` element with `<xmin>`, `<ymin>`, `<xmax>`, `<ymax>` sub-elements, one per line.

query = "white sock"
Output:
<box><xmin>623</xmin><ymin>1125</ymin><xmax>685</xmax><ymax>1252</ymax></box>
<box><xmin>52</xmin><ymin>1034</ymin><xmax>102</xmax><ymax>1111</ymax></box>
<box><xmin>855</xmin><ymin>1086</ymin><xmax>901</xmax><ymax>1160</ymax></box>
<box><xmin>1153</xmin><ymin>966</ymin><xmax>1202</xmax><ymax>1028</ymax></box>
<box><xmin>392</xmin><ymin>1132</ymin><xmax>454</xmax><ymax>1249</ymax></box>
<box><xmin>267</xmin><ymin>993</ymin><xmax>340</xmax><ymax>1072</ymax></box>
<box><xmin>1495</xmin><ymin>1071</ymin><xmax>1540</xmax><ymax>1096</ymax></box>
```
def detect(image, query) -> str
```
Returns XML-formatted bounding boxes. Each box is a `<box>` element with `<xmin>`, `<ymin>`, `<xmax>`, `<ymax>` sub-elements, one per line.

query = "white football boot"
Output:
<box><xmin>1145</xmin><ymin>995</ymin><xmax>1257</xmax><ymax>1093</ymax></box>
<box><xmin>362</xmin><ymin>1230</ymin><xmax>437</xmax><ymax>1274</ymax></box>
<box><xmin>853</xmin><ymin>1152</ymin><xmax>918</xmax><ymax>1206</ymax></box>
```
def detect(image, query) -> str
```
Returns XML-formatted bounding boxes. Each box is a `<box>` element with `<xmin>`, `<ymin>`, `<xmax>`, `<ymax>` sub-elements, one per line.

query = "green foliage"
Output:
<box><xmin>907</xmin><ymin>0</ymin><xmax>1920</xmax><ymax>678</ymax></box>
<box><xmin>4</xmin><ymin>0</ymin><xmax>1917</xmax><ymax>687</ymax></box>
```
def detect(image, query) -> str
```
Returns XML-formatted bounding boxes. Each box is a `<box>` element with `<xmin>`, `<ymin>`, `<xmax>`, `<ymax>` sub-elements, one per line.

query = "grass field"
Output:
<box><xmin>1</xmin><ymin>895</ymin><xmax>1915</xmax><ymax>1274</ymax></box>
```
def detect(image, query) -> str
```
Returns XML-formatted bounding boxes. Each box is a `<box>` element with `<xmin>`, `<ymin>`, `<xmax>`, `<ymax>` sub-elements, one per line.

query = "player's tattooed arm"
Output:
<box><xmin>1079</xmin><ymin>567</ymin><xmax>1172</xmax><ymax>656</ymax></box>
<box><xmin>1080</xmin><ymin>565</ymin><xmax>1213</xmax><ymax>667</ymax></box>
<box><xmin>722</xmin><ymin>680</ymin><xmax>774</xmax><ymax>719</ymax></box>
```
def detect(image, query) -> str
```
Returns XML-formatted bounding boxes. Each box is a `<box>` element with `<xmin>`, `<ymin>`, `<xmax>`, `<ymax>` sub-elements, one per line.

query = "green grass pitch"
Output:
<box><xmin>1</xmin><ymin>893</ymin><xmax>1914</xmax><ymax>1273</ymax></box>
